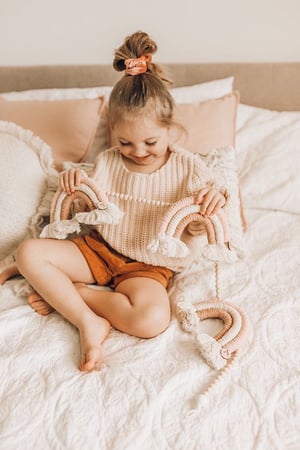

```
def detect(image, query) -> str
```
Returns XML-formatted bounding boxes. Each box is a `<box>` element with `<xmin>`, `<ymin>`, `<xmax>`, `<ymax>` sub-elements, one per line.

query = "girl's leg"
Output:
<box><xmin>28</xmin><ymin>279</ymin><xmax>170</xmax><ymax>337</ymax></box>
<box><xmin>0</xmin><ymin>263</ymin><xmax>19</xmax><ymax>285</ymax></box>
<box><xmin>74</xmin><ymin>277</ymin><xmax>171</xmax><ymax>338</ymax></box>
<box><xmin>17</xmin><ymin>239</ymin><xmax>170</xmax><ymax>370</ymax></box>
<box><xmin>15</xmin><ymin>238</ymin><xmax>111</xmax><ymax>372</ymax></box>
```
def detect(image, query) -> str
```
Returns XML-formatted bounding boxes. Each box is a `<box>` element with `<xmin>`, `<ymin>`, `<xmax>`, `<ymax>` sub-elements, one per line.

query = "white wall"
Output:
<box><xmin>0</xmin><ymin>0</ymin><xmax>299</xmax><ymax>66</ymax></box>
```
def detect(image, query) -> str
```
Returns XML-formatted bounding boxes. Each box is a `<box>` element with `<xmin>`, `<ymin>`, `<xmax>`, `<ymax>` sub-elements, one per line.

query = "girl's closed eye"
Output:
<box><xmin>119</xmin><ymin>140</ymin><xmax>157</xmax><ymax>147</ymax></box>
<box><xmin>119</xmin><ymin>140</ymin><xmax>131</xmax><ymax>146</ymax></box>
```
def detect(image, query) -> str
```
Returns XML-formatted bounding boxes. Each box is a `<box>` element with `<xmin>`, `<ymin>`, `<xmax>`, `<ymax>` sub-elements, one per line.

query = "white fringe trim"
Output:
<box><xmin>13</xmin><ymin>279</ymin><xmax>35</xmax><ymax>297</ymax></box>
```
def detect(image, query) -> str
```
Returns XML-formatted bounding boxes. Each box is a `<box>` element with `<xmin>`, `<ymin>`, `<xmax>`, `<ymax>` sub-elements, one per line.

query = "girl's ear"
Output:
<box><xmin>168</xmin><ymin>123</ymin><xmax>181</xmax><ymax>147</ymax></box>
<box><xmin>109</xmin><ymin>124</ymin><xmax>118</xmax><ymax>148</ymax></box>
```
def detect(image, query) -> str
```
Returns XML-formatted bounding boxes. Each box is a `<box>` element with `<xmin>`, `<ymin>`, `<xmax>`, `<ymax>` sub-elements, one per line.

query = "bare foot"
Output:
<box><xmin>28</xmin><ymin>291</ymin><xmax>54</xmax><ymax>316</ymax></box>
<box><xmin>79</xmin><ymin>315</ymin><xmax>110</xmax><ymax>372</ymax></box>
<box><xmin>27</xmin><ymin>283</ymin><xmax>111</xmax><ymax>372</ymax></box>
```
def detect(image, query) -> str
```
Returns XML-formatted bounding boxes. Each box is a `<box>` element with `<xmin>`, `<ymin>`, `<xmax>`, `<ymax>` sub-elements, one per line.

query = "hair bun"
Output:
<box><xmin>109</xmin><ymin>30</ymin><xmax>174</xmax><ymax>125</ymax></box>
<box><xmin>113</xmin><ymin>31</ymin><xmax>157</xmax><ymax>72</ymax></box>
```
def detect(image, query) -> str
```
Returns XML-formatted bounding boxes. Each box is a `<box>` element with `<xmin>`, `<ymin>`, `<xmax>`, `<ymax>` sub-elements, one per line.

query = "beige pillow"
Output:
<box><xmin>173</xmin><ymin>92</ymin><xmax>239</xmax><ymax>155</ymax></box>
<box><xmin>0</xmin><ymin>97</ymin><xmax>105</xmax><ymax>170</ymax></box>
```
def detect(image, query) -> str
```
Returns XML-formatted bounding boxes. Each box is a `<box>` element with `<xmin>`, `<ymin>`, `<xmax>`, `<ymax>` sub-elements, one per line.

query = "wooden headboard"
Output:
<box><xmin>0</xmin><ymin>62</ymin><xmax>299</xmax><ymax>111</ymax></box>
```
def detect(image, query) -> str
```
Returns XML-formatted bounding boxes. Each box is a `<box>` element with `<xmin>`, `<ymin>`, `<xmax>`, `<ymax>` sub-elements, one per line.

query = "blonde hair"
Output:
<box><xmin>108</xmin><ymin>31</ymin><xmax>175</xmax><ymax>127</ymax></box>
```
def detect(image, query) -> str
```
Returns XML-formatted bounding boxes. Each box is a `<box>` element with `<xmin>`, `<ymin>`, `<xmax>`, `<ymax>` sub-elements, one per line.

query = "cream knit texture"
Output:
<box><xmin>92</xmin><ymin>146</ymin><xmax>218</xmax><ymax>271</ymax></box>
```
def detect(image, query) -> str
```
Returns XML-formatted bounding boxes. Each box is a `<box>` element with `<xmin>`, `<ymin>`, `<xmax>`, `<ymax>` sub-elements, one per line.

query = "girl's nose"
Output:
<box><xmin>132</xmin><ymin>145</ymin><xmax>147</xmax><ymax>157</ymax></box>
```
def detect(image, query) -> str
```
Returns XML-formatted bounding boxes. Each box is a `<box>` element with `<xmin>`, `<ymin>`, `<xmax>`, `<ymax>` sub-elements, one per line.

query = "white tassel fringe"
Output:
<box><xmin>202</xmin><ymin>244</ymin><xmax>238</xmax><ymax>263</ymax></box>
<box><xmin>195</xmin><ymin>333</ymin><xmax>227</xmax><ymax>370</ymax></box>
<box><xmin>148</xmin><ymin>234</ymin><xmax>190</xmax><ymax>258</ymax></box>
<box><xmin>39</xmin><ymin>218</ymin><xmax>81</xmax><ymax>239</ymax></box>
<box><xmin>75</xmin><ymin>202</ymin><xmax>123</xmax><ymax>225</ymax></box>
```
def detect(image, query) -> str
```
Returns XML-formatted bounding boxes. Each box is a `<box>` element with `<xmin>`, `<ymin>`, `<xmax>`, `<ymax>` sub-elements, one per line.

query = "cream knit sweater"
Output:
<box><xmin>92</xmin><ymin>146</ymin><xmax>219</xmax><ymax>272</ymax></box>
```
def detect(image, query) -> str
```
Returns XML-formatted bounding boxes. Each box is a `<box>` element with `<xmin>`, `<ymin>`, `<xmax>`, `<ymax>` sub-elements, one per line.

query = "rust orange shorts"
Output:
<box><xmin>72</xmin><ymin>231</ymin><xmax>174</xmax><ymax>289</ymax></box>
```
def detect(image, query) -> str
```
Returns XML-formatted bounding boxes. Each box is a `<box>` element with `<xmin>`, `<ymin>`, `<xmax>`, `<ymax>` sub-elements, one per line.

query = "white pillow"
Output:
<box><xmin>236</xmin><ymin>104</ymin><xmax>300</xmax><ymax>215</ymax></box>
<box><xmin>1</xmin><ymin>77</ymin><xmax>234</xmax><ymax>163</ymax></box>
<box><xmin>0</xmin><ymin>121</ymin><xmax>57</xmax><ymax>262</ymax></box>
<box><xmin>170</xmin><ymin>77</ymin><xmax>234</xmax><ymax>103</ymax></box>
<box><xmin>1</xmin><ymin>86</ymin><xmax>112</xmax><ymax>101</ymax></box>
<box><xmin>1</xmin><ymin>77</ymin><xmax>233</xmax><ymax>103</ymax></box>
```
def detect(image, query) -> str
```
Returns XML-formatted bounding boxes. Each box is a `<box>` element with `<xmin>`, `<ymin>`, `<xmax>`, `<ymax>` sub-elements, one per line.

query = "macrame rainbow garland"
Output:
<box><xmin>40</xmin><ymin>182</ymin><xmax>252</xmax><ymax>371</ymax></box>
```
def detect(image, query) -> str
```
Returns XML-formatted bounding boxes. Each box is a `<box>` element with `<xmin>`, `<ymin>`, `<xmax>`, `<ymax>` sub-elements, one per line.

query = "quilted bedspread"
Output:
<box><xmin>0</xmin><ymin>104</ymin><xmax>299</xmax><ymax>449</ymax></box>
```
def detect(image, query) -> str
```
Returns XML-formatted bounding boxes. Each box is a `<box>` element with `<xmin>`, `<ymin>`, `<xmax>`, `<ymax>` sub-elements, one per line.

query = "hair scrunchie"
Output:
<box><xmin>124</xmin><ymin>54</ymin><xmax>152</xmax><ymax>76</ymax></box>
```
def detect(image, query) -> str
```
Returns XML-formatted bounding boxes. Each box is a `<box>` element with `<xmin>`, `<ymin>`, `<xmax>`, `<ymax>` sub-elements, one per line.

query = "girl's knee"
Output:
<box><xmin>15</xmin><ymin>238</ymin><xmax>43</xmax><ymax>268</ymax></box>
<box><xmin>134</xmin><ymin>304</ymin><xmax>171</xmax><ymax>338</ymax></box>
<box><xmin>114</xmin><ymin>278</ymin><xmax>171</xmax><ymax>337</ymax></box>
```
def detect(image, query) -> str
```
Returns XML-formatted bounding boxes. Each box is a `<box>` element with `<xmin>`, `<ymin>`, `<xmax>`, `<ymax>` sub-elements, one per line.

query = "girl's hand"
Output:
<box><xmin>59</xmin><ymin>168</ymin><xmax>86</xmax><ymax>195</ymax></box>
<box><xmin>187</xmin><ymin>187</ymin><xmax>226</xmax><ymax>236</ymax></box>
<box><xmin>194</xmin><ymin>186</ymin><xmax>226</xmax><ymax>217</ymax></box>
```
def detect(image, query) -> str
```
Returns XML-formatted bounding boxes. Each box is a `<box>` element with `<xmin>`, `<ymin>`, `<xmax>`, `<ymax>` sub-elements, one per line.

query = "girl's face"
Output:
<box><xmin>112</xmin><ymin>116</ymin><xmax>171</xmax><ymax>173</ymax></box>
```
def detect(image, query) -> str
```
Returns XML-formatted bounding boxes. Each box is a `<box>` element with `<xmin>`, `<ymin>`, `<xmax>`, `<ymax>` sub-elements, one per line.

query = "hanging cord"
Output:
<box><xmin>199</xmin><ymin>351</ymin><xmax>239</xmax><ymax>399</ymax></box>
<box><xmin>214</xmin><ymin>261</ymin><xmax>220</xmax><ymax>301</ymax></box>
<box><xmin>196</xmin><ymin>261</ymin><xmax>239</xmax><ymax>399</ymax></box>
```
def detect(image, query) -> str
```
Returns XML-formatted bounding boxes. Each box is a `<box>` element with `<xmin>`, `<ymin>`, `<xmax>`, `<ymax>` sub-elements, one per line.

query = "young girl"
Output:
<box><xmin>13</xmin><ymin>31</ymin><xmax>227</xmax><ymax>372</ymax></box>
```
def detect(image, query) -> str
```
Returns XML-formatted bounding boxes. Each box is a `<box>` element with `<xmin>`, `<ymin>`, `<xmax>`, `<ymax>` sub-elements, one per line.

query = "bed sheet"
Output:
<box><xmin>0</xmin><ymin>104</ymin><xmax>300</xmax><ymax>450</ymax></box>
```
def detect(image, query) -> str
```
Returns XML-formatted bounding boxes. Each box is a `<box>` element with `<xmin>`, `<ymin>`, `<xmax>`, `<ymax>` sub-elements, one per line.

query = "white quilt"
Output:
<box><xmin>0</xmin><ymin>104</ymin><xmax>300</xmax><ymax>450</ymax></box>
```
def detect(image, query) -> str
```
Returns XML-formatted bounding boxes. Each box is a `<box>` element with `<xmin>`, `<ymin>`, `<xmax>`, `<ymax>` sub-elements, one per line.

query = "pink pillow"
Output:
<box><xmin>173</xmin><ymin>92</ymin><xmax>239</xmax><ymax>155</ymax></box>
<box><xmin>174</xmin><ymin>91</ymin><xmax>246</xmax><ymax>230</ymax></box>
<box><xmin>0</xmin><ymin>97</ymin><xmax>105</xmax><ymax>170</ymax></box>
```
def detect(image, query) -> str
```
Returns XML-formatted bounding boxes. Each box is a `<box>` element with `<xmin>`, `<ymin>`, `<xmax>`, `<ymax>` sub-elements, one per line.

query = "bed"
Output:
<box><xmin>0</xmin><ymin>63</ymin><xmax>299</xmax><ymax>450</ymax></box>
